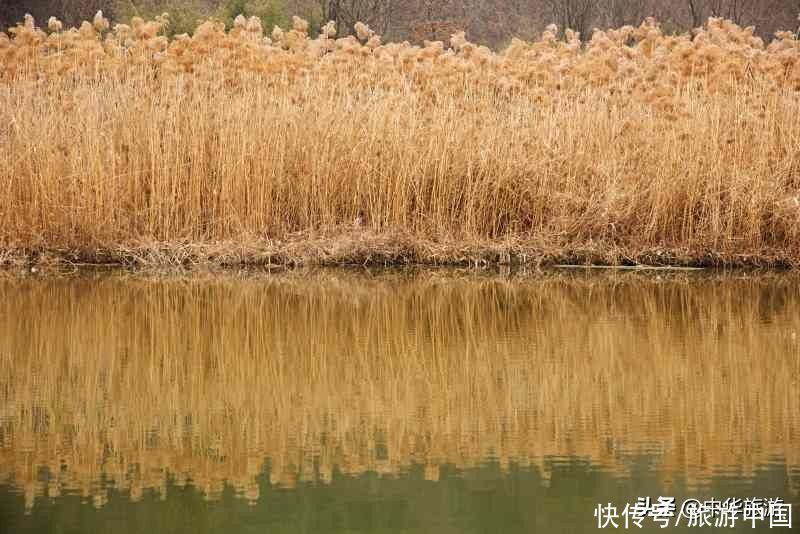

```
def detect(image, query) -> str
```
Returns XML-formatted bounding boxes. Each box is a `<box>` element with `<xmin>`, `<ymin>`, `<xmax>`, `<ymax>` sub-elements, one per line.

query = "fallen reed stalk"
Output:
<box><xmin>1</xmin><ymin>14</ymin><xmax>800</xmax><ymax>267</ymax></box>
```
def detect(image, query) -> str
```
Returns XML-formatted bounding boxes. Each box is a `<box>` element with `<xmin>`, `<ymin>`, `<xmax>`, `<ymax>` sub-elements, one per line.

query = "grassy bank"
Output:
<box><xmin>2</xmin><ymin>14</ymin><xmax>800</xmax><ymax>267</ymax></box>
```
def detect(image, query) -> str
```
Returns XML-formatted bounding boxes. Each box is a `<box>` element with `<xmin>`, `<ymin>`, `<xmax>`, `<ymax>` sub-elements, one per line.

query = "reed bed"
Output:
<box><xmin>1</xmin><ymin>14</ymin><xmax>800</xmax><ymax>266</ymax></box>
<box><xmin>0</xmin><ymin>272</ymin><xmax>798</xmax><ymax>509</ymax></box>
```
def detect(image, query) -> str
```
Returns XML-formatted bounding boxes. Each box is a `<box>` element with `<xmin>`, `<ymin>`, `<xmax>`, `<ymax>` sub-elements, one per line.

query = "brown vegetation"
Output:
<box><xmin>1</xmin><ymin>13</ymin><xmax>800</xmax><ymax>267</ymax></box>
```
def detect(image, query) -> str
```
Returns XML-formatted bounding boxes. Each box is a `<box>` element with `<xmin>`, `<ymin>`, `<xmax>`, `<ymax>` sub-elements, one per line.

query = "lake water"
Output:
<box><xmin>0</xmin><ymin>269</ymin><xmax>798</xmax><ymax>533</ymax></box>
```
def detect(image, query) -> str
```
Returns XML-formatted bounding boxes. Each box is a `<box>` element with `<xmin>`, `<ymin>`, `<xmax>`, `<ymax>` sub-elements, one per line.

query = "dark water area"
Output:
<box><xmin>0</xmin><ymin>269</ymin><xmax>798</xmax><ymax>533</ymax></box>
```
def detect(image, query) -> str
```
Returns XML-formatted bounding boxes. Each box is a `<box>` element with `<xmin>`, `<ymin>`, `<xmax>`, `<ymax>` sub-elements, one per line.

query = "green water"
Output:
<box><xmin>1</xmin><ymin>462</ymin><xmax>795</xmax><ymax>533</ymax></box>
<box><xmin>0</xmin><ymin>269</ymin><xmax>798</xmax><ymax>533</ymax></box>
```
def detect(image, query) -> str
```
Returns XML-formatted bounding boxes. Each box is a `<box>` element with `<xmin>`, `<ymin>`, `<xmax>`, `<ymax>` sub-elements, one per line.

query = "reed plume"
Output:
<box><xmin>1</xmin><ymin>15</ymin><xmax>800</xmax><ymax>266</ymax></box>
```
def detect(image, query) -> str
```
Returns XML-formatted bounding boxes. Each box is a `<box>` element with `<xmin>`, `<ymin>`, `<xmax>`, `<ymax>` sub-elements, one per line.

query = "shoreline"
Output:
<box><xmin>4</xmin><ymin>18</ymin><xmax>800</xmax><ymax>270</ymax></box>
<box><xmin>2</xmin><ymin>230</ymin><xmax>797</xmax><ymax>269</ymax></box>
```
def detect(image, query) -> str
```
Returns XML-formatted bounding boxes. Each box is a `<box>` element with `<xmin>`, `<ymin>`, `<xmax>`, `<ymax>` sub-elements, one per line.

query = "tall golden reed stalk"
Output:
<box><xmin>0</xmin><ymin>271</ymin><xmax>798</xmax><ymax>508</ymax></box>
<box><xmin>1</xmin><ymin>14</ymin><xmax>800</xmax><ymax>266</ymax></box>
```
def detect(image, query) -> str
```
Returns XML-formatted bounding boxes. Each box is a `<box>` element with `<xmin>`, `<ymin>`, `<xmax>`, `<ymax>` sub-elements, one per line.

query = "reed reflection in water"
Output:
<box><xmin>0</xmin><ymin>270</ymin><xmax>798</xmax><ymax>528</ymax></box>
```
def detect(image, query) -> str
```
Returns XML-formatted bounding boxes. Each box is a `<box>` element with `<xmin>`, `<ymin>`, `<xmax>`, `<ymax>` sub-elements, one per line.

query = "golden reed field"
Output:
<box><xmin>0</xmin><ymin>272</ymin><xmax>798</xmax><ymax>509</ymax></box>
<box><xmin>1</xmin><ymin>14</ymin><xmax>800</xmax><ymax>266</ymax></box>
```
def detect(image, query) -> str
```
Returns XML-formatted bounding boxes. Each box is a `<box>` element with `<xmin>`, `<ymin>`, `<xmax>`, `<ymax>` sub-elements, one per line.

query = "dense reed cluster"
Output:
<box><xmin>1</xmin><ymin>272</ymin><xmax>798</xmax><ymax>509</ymax></box>
<box><xmin>1</xmin><ymin>13</ymin><xmax>800</xmax><ymax>265</ymax></box>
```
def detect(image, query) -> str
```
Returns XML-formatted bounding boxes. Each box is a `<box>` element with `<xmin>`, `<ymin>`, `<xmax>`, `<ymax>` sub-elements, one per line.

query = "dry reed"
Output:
<box><xmin>1</xmin><ymin>14</ymin><xmax>800</xmax><ymax>266</ymax></box>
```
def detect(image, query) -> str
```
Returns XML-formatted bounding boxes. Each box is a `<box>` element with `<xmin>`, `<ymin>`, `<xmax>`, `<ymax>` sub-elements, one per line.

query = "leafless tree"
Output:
<box><xmin>4</xmin><ymin>0</ymin><xmax>800</xmax><ymax>46</ymax></box>
<box><xmin>1</xmin><ymin>0</ymin><xmax>110</xmax><ymax>30</ymax></box>
<box><xmin>542</xmin><ymin>0</ymin><xmax>595</xmax><ymax>39</ymax></box>
<box><xmin>316</xmin><ymin>0</ymin><xmax>394</xmax><ymax>36</ymax></box>
<box><xmin>461</xmin><ymin>0</ymin><xmax>544</xmax><ymax>42</ymax></box>
<box><xmin>686</xmin><ymin>0</ymin><xmax>748</xmax><ymax>26</ymax></box>
<box><xmin>604</xmin><ymin>0</ymin><xmax>650</xmax><ymax>27</ymax></box>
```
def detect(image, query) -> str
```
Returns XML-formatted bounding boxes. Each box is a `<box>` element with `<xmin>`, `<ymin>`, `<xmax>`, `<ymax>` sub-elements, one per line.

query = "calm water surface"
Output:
<box><xmin>0</xmin><ymin>269</ymin><xmax>798</xmax><ymax>533</ymax></box>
